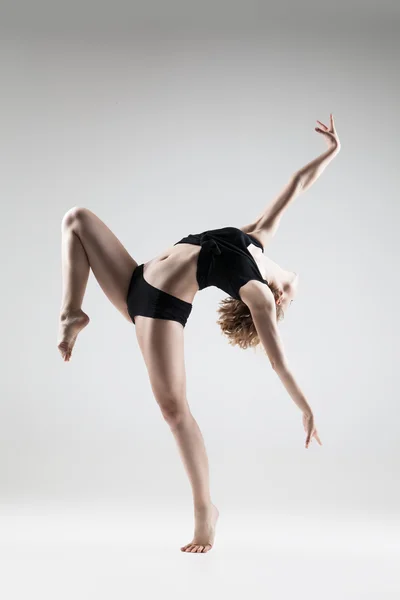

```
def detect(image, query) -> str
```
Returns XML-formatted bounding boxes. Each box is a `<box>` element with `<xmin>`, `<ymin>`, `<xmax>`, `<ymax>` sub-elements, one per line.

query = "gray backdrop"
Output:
<box><xmin>0</xmin><ymin>0</ymin><xmax>399</xmax><ymax>596</ymax></box>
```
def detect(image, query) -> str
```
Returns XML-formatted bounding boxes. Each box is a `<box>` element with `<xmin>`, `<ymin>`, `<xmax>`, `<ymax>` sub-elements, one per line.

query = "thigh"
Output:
<box><xmin>134</xmin><ymin>317</ymin><xmax>190</xmax><ymax>418</ymax></box>
<box><xmin>64</xmin><ymin>207</ymin><xmax>138</xmax><ymax>322</ymax></box>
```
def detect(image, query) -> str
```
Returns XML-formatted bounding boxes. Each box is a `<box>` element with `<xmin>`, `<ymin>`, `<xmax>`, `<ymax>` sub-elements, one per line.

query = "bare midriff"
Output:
<box><xmin>142</xmin><ymin>243</ymin><xmax>201</xmax><ymax>304</ymax></box>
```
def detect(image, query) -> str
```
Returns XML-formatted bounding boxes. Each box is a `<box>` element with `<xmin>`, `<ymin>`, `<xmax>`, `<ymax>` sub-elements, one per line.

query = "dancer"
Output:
<box><xmin>57</xmin><ymin>114</ymin><xmax>340</xmax><ymax>553</ymax></box>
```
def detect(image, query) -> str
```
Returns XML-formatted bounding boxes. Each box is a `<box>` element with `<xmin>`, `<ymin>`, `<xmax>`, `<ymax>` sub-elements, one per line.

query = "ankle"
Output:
<box><xmin>60</xmin><ymin>307</ymin><xmax>83</xmax><ymax>320</ymax></box>
<box><xmin>194</xmin><ymin>501</ymin><xmax>213</xmax><ymax>514</ymax></box>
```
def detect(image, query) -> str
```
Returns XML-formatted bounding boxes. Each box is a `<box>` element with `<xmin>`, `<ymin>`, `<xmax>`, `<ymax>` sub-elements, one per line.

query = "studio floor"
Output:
<box><xmin>0</xmin><ymin>504</ymin><xmax>398</xmax><ymax>600</ymax></box>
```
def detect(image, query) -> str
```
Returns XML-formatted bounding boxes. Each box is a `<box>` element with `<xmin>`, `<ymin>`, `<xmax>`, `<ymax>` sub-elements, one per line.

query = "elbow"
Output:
<box><xmin>292</xmin><ymin>172</ymin><xmax>305</xmax><ymax>191</ymax></box>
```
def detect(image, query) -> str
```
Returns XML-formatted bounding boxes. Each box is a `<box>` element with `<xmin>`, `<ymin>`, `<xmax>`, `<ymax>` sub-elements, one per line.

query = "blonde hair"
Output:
<box><xmin>216</xmin><ymin>281</ymin><xmax>284</xmax><ymax>350</ymax></box>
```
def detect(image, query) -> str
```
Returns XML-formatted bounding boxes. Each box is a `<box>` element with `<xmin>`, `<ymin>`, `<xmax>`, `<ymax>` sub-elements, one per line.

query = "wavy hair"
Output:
<box><xmin>216</xmin><ymin>281</ymin><xmax>284</xmax><ymax>350</ymax></box>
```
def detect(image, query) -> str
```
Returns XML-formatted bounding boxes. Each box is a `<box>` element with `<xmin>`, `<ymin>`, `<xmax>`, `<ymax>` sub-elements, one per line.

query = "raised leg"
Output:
<box><xmin>58</xmin><ymin>206</ymin><xmax>137</xmax><ymax>361</ymax></box>
<box><xmin>134</xmin><ymin>316</ymin><xmax>219</xmax><ymax>553</ymax></box>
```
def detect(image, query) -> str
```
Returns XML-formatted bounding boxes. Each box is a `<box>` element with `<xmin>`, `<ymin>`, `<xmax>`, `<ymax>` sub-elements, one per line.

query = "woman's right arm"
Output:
<box><xmin>250</xmin><ymin>299</ymin><xmax>313</xmax><ymax>416</ymax></box>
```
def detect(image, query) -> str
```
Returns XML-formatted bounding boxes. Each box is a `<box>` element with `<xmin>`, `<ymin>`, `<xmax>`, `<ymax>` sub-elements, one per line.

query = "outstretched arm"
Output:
<box><xmin>249</xmin><ymin>295</ymin><xmax>322</xmax><ymax>448</ymax></box>
<box><xmin>250</xmin><ymin>299</ymin><xmax>311</xmax><ymax>415</ymax></box>
<box><xmin>242</xmin><ymin>114</ymin><xmax>341</xmax><ymax>246</ymax></box>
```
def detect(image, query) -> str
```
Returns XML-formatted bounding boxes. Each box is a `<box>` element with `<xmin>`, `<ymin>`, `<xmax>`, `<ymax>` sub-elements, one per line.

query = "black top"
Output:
<box><xmin>174</xmin><ymin>226</ymin><xmax>270</xmax><ymax>301</ymax></box>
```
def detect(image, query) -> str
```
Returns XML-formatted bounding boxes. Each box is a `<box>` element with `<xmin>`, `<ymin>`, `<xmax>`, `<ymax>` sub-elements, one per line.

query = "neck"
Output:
<box><xmin>265</xmin><ymin>257</ymin><xmax>294</xmax><ymax>292</ymax></box>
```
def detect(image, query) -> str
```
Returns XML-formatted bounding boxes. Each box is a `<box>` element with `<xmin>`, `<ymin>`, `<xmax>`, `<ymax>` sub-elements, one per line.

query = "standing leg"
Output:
<box><xmin>135</xmin><ymin>316</ymin><xmax>219</xmax><ymax>553</ymax></box>
<box><xmin>58</xmin><ymin>206</ymin><xmax>137</xmax><ymax>361</ymax></box>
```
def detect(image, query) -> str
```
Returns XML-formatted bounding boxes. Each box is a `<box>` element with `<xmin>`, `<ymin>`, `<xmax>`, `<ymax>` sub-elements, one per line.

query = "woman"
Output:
<box><xmin>57</xmin><ymin>114</ymin><xmax>340</xmax><ymax>554</ymax></box>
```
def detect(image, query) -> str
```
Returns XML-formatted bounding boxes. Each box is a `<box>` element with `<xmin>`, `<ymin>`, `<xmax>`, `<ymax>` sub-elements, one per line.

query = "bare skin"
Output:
<box><xmin>57</xmin><ymin>207</ymin><xmax>136</xmax><ymax>360</ymax></box>
<box><xmin>58</xmin><ymin>310</ymin><xmax>90</xmax><ymax>362</ymax></box>
<box><xmin>57</xmin><ymin>115</ymin><xmax>338</xmax><ymax>551</ymax></box>
<box><xmin>58</xmin><ymin>207</ymin><xmax>221</xmax><ymax>552</ymax></box>
<box><xmin>57</xmin><ymin>207</ymin><xmax>300</xmax><ymax>551</ymax></box>
<box><xmin>56</xmin><ymin>206</ymin><xmax>306</xmax><ymax>552</ymax></box>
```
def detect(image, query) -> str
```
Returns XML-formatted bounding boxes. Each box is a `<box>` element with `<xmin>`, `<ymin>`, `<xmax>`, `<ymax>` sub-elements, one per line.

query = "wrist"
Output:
<box><xmin>331</xmin><ymin>143</ymin><xmax>341</xmax><ymax>155</ymax></box>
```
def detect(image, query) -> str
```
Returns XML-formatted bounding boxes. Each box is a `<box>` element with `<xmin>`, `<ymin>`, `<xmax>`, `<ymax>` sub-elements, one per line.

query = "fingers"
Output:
<box><xmin>316</xmin><ymin>115</ymin><xmax>335</xmax><ymax>131</ymax></box>
<box><xmin>316</xmin><ymin>120</ymin><xmax>328</xmax><ymax>130</ymax></box>
<box><xmin>315</xmin><ymin>127</ymin><xmax>334</xmax><ymax>138</ymax></box>
<box><xmin>303</xmin><ymin>413</ymin><xmax>320</xmax><ymax>449</ymax></box>
<box><xmin>305</xmin><ymin>429</ymin><xmax>322</xmax><ymax>448</ymax></box>
<box><xmin>316</xmin><ymin>114</ymin><xmax>336</xmax><ymax>138</ymax></box>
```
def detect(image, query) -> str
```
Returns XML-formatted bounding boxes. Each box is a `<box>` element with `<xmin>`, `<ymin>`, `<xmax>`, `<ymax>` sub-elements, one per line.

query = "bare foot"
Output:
<box><xmin>57</xmin><ymin>309</ymin><xmax>90</xmax><ymax>361</ymax></box>
<box><xmin>181</xmin><ymin>503</ymin><xmax>219</xmax><ymax>553</ymax></box>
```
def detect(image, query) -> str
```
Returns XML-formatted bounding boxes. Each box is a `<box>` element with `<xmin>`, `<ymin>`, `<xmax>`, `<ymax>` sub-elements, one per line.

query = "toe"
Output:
<box><xmin>190</xmin><ymin>546</ymin><xmax>198</xmax><ymax>553</ymax></box>
<box><xmin>183</xmin><ymin>545</ymin><xmax>194</xmax><ymax>552</ymax></box>
<box><xmin>196</xmin><ymin>546</ymin><xmax>204</xmax><ymax>553</ymax></box>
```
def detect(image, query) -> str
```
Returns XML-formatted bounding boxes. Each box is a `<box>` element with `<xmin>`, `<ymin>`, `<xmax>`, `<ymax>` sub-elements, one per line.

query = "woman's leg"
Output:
<box><xmin>58</xmin><ymin>206</ymin><xmax>137</xmax><ymax>360</ymax></box>
<box><xmin>134</xmin><ymin>316</ymin><xmax>219</xmax><ymax>553</ymax></box>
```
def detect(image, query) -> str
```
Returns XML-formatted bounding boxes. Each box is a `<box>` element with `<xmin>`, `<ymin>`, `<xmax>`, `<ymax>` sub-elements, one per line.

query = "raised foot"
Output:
<box><xmin>57</xmin><ymin>309</ymin><xmax>90</xmax><ymax>361</ymax></box>
<box><xmin>180</xmin><ymin>503</ymin><xmax>219</xmax><ymax>554</ymax></box>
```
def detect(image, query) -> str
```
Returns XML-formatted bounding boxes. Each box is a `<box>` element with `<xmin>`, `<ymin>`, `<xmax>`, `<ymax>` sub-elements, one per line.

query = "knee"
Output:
<box><xmin>158</xmin><ymin>395</ymin><xmax>190</xmax><ymax>428</ymax></box>
<box><xmin>61</xmin><ymin>207</ymin><xmax>89</xmax><ymax>230</ymax></box>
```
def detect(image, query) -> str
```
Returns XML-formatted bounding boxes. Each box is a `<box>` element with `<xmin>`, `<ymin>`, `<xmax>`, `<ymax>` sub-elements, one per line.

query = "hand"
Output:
<box><xmin>302</xmin><ymin>412</ymin><xmax>322</xmax><ymax>449</ymax></box>
<box><xmin>315</xmin><ymin>113</ymin><xmax>341</xmax><ymax>152</ymax></box>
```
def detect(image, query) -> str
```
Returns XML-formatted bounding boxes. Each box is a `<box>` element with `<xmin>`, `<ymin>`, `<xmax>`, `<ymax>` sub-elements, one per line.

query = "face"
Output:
<box><xmin>276</xmin><ymin>272</ymin><xmax>299</xmax><ymax>313</ymax></box>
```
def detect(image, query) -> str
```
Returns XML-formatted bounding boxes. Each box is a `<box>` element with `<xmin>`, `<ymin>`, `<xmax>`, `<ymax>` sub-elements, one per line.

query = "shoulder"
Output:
<box><xmin>237</xmin><ymin>223</ymin><xmax>273</xmax><ymax>252</ymax></box>
<box><xmin>238</xmin><ymin>279</ymin><xmax>275</xmax><ymax>311</ymax></box>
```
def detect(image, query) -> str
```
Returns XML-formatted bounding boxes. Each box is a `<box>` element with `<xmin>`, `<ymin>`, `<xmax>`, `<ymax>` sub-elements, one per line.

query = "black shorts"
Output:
<box><xmin>126</xmin><ymin>263</ymin><xmax>193</xmax><ymax>328</ymax></box>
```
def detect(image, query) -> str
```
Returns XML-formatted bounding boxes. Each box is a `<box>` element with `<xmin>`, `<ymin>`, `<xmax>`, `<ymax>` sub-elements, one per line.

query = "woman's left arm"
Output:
<box><xmin>242</xmin><ymin>115</ymin><xmax>341</xmax><ymax>244</ymax></box>
<box><xmin>296</xmin><ymin>114</ymin><xmax>341</xmax><ymax>192</ymax></box>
